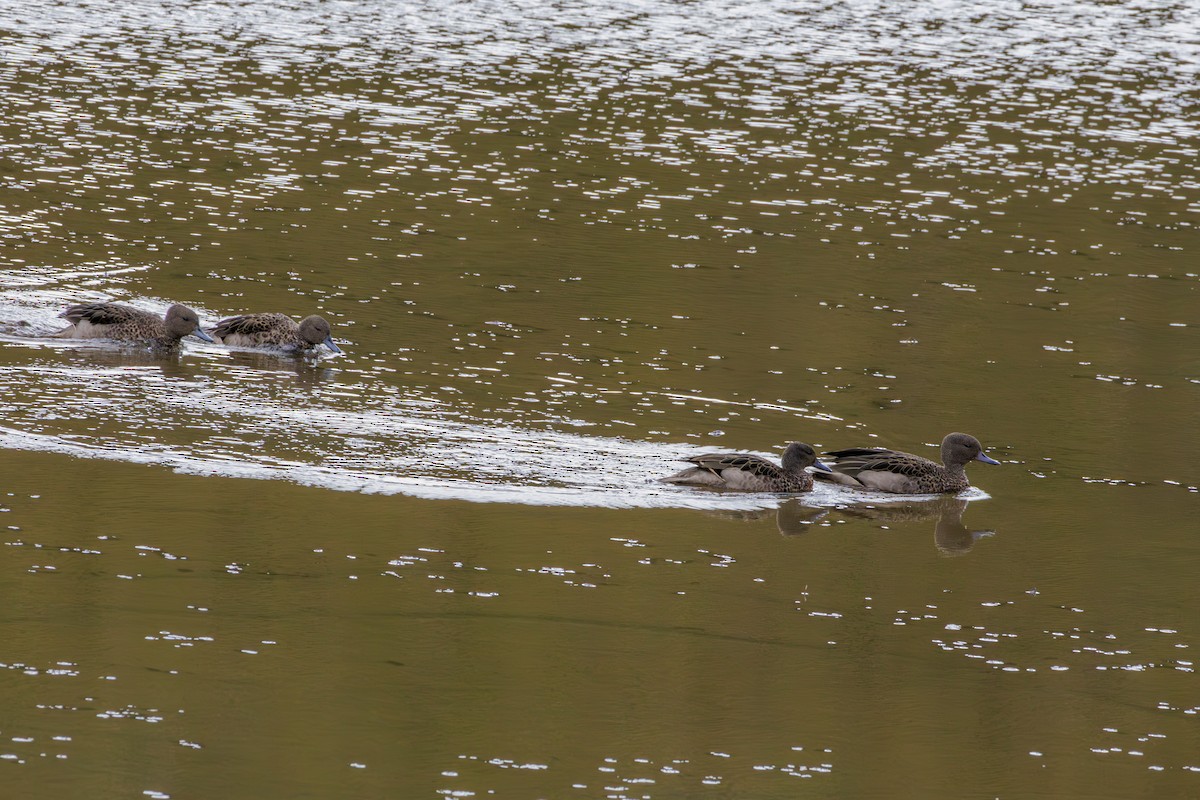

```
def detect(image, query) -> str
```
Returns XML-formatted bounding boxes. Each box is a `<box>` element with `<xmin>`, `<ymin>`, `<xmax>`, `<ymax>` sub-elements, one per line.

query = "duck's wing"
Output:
<box><xmin>211</xmin><ymin>314</ymin><xmax>276</xmax><ymax>339</ymax></box>
<box><xmin>824</xmin><ymin>446</ymin><xmax>893</xmax><ymax>460</ymax></box>
<box><xmin>686</xmin><ymin>452</ymin><xmax>784</xmax><ymax>480</ymax></box>
<box><xmin>59</xmin><ymin>303</ymin><xmax>143</xmax><ymax>326</ymax></box>
<box><xmin>824</xmin><ymin>447</ymin><xmax>935</xmax><ymax>479</ymax></box>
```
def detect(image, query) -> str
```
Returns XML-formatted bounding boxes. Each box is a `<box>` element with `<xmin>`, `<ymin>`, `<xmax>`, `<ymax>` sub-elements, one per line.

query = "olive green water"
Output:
<box><xmin>2</xmin><ymin>0</ymin><xmax>1199</xmax><ymax>797</ymax></box>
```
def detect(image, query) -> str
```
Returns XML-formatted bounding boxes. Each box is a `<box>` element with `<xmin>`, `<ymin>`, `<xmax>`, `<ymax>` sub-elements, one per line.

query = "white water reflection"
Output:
<box><xmin>0</xmin><ymin>410</ymin><xmax>837</xmax><ymax>510</ymax></box>
<box><xmin>0</xmin><ymin>320</ymin><xmax>987</xmax><ymax>510</ymax></box>
<box><xmin>0</xmin><ymin>276</ymin><xmax>984</xmax><ymax>511</ymax></box>
<box><xmin>4</xmin><ymin>0</ymin><xmax>1195</xmax><ymax>265</ymax></box>
<box><xmin>0</xmin><ymin>413</ymin><xmax>989</xmax><ymax>510</ymax></box>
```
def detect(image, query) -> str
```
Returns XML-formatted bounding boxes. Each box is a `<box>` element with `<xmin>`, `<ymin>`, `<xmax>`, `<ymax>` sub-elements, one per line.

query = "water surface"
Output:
<box><xmin>1</xmin><ymin>0</ymin><xmax>1198</xmax><ymax>796</ymax></box>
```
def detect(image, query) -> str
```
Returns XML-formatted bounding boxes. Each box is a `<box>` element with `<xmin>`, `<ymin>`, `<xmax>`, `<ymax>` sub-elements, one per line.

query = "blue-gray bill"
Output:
<box><xmin>976</xmin><ymin>452</ymin><xmax>1000</xmax><ymax>465</ymax></box>
<box><xmin>191</xmin><ymin>328</ymin><xmax>215</xmax><ymax>343</ymax></box>
<box><xmin>323</xmin><ymin>335</ymin><xmax>343</xmax><ymax>354</ymax></box>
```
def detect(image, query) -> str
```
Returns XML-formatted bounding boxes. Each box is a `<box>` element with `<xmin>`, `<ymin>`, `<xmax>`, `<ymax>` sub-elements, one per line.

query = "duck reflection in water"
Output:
<box><xmin>835</xmin><ymin>496</ymin><xmax>995</xmax><ymax>555</ymax></box>
<box><xmin>708</xmin><ymin>500</ymin><xmax>830</xmax><ymax>536</ymax></box>
<box><xmin>224</xmin><ymin>350</ymin><xmax>338</xmax><ymax>386</ymax></box>
<box><xmin>64</xmin><ymin>344</ymin><xmax>200</xmax><ymax>381</ymax></box>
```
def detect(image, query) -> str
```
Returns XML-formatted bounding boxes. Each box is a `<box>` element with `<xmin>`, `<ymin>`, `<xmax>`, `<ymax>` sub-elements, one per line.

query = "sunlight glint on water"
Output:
<box><xmin>0</xmin><ymin>0</ymin><xmax>1198</xmax><ymax>797</ymax></box>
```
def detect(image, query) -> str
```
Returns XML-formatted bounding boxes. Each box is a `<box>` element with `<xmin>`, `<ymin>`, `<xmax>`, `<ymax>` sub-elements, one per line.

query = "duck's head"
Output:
<box><xmin>299</xmin><ymin>315</ymin><xmax>341</xmax><ymax>353</ymax></box>
<box><xmin>941</xmin><ymin>432</ymin><xmax>1000</xmax><ymax>468</ymax></box>
<box><xmin>782</xmin><ymin>441</ymin><xmax>834</xmax><ymax>473</ymax></box>
<box><xmin>165</xmin><ymin>304</ymin><xmax>213</xmax><ymax>342</ymax></box>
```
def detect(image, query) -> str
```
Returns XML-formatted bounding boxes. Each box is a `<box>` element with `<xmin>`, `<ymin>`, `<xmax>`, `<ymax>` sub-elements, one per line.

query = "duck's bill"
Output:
<box><xmin>323</xmin><ymin>336</ymin><xmax>343</xmax><ymax>354</ymax></box>
<box><xmin>812</xmin><ymin>459</ymin><xmax>835</xmax><ymax>473</ymax></box>
<box><xmin>976</xmin><ymin>453</ymin><xmax>1001</xmax><ymax>465</ymax></box>
<box><xmin>191</xmin><ymin>328</ymin><xmax>215</xmax><ymax>343</ymax></box>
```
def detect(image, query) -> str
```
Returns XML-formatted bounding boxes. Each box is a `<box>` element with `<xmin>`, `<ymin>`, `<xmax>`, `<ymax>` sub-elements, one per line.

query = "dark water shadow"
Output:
<box><xmin>222</xmin><ymin>349</ymin><xmax>339</xmax><ymax>385</ymax></box>
<box><xmin>708</xmin><ymin>498</ymin><xmax>831</xmax><ymax>537</ymax></box>
<box><xmin>83</xmin><ymin>346</ymin><xmax>198</xmax><ymax>380</ymax></box>
<box><xmin>17</xmin><ymin>339</ymin><xmax>204</xmax><ymax>381</ymax></box>
<box><xmin>834</xmin><ymin>496</ymin><xmax>996</xmax><ymax>556</ymax></box>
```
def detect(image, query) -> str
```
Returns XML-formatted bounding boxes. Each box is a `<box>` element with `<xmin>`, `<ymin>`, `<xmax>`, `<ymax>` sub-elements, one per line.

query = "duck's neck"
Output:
<box><xmin>153</xmin><ymin>335</ymin><xmax>182</xmax><ymax>351</ymax></box>
<box><xmin>780</xmin><ymin>452</ymin><xmax>806</xmax><ymax>475</ymax></box>
<box><xmin>941</xmin><ymin>444</ymin><xmax>967</xmax><ymax>476</ymax></box>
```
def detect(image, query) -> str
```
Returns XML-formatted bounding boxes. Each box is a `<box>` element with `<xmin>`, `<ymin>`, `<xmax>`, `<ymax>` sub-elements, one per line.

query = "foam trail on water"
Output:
<box><xmin>0</xmin><ymin>422</ymin><xmax>864</xmax><ymax>510</ymax></box>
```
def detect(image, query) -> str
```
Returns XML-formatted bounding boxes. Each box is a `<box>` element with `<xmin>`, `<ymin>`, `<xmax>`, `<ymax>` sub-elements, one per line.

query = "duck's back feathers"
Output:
<box><xmin>817</xmin><ymin>433</ymin><xmax>997</xmax><ymax>494</ymax></box>
<box><xmin>661</xmin><ymin>442</ymin><xmax>824</xmax><ymax>492</ymax></box>
<box><xmin>210</xmin><ymin>313</ymin><xmax>298</xmax><ymax>345</ymax></box>
<box><xmin>685</xmin><ymin>452</ymin><xmax>787</xmax><ymax>481</ymax></box>
<box><xmin>821</xmin><ymin>448</ymin><xmax>938</xmax><ymax>479</ymax></box>
<box><xmin>210</xmin><ymin>312</ymin><xmax>340</xmax><ymax>352</ymax></box>
<box><xmin>822</xmin><ymin>447</ymin><xmax>893</xmax><ymax>460</ymax></box>
<box><xmin>666</xmin><ymin>453</ymin><xmax>794</xmax><ymax>491</ymax></box>
<box><xmin>54</xmin><ymin>302</ymin><xmax>209</xmax><ymax>345</ymax></box>
<box><xmin>816</xmin><ymin>446</ymin><xmax>951</xmax><ymax>493</ymax></box>
<box><xmin>59</xmin><ymin>303</ymin><xmax>150</xmax><ymax>328</ymax></box>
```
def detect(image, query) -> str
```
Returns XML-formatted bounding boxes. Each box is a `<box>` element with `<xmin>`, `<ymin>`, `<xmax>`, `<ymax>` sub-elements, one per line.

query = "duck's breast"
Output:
<box><xmin>58</xmin><ymin>319</ymin><xmax>115</xmax><ymax>339</ymax></box>
<box><xmin>215</xmin><ymin>331</ymin><xmax>267</xmax><ymax>347</ymax></box>
<box><xmin>660</xmin><ymin>467</ymin><xmax>728</xmax><ymax>487</ymax></box>
<box><xmin>856</xmin><ymin>469</ymin><xmax>921</xmax><ymax>493</ymax></box>
<box><xmin>716</xmin><ymin>469</ymin><xmax>775</xmax><ymax>491</ymax></box>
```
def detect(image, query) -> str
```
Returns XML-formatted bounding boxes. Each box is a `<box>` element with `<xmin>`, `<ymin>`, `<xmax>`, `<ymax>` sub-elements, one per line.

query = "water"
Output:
<box><xmin>1</xmin><ymin>0</ymin><xmax>1198</xmax><ymax>796</ymax></box>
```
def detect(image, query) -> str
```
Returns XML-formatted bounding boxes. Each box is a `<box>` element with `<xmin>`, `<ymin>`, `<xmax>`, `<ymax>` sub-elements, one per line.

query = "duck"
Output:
<box><xmin>815</xmin><ymin>432</ymin><xmax>999</xmax><ymax>494</ymax></box>
<box><xmin>208</xmin><ymin>313</ymin><xmax>342</xmax><ymax>353</ymax></box>
<box><xmin>661</xmin><ymin>442</ymin><xmax>833</xmax><ymax>492</ymax></box>
<box><xmin>55</xmin><ymin>303</ymin><xmax>214</xmax><ymax>347</ymax></box>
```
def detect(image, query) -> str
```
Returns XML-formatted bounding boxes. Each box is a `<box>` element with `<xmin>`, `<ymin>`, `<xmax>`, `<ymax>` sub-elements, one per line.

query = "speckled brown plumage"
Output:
<box><xmin>661</xmin><ymin>442</ymin><xmax>833</xmax><ymax>492</ymax></box>
<box><xmin>55</xmin><ymin>303</ymin><xmax>213</xmax><ymax>348</ymax></box>
<box><xmin>816</xmin><ymin>432</ymin><xmax>1000</xmax><ymax>494</ymax></box>
<box><xmin>209</xmin><ymin>313</ymin><xmax>341</xmax><ymax>353</ymax></box>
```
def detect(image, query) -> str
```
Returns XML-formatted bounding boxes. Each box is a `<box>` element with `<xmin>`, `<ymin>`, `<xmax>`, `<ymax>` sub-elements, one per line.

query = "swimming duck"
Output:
<box><xmin>661</xmin><ymin>442</ymin><xmax>833</xmax><ymax>492</ymax></box>
<box><xmin>208</xmin><ymin>313</ymin><xmax>342</xmax><ymax>353</ymax></box>
<box><xmin>815</xmin><ymin>432</ymin><xmax>999</xmax><ymax>494</ymax></box>
<box><xmin>55</xmin><ymin>303</ymin><xmax>214</xmax><ymax>347</ymax></box>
